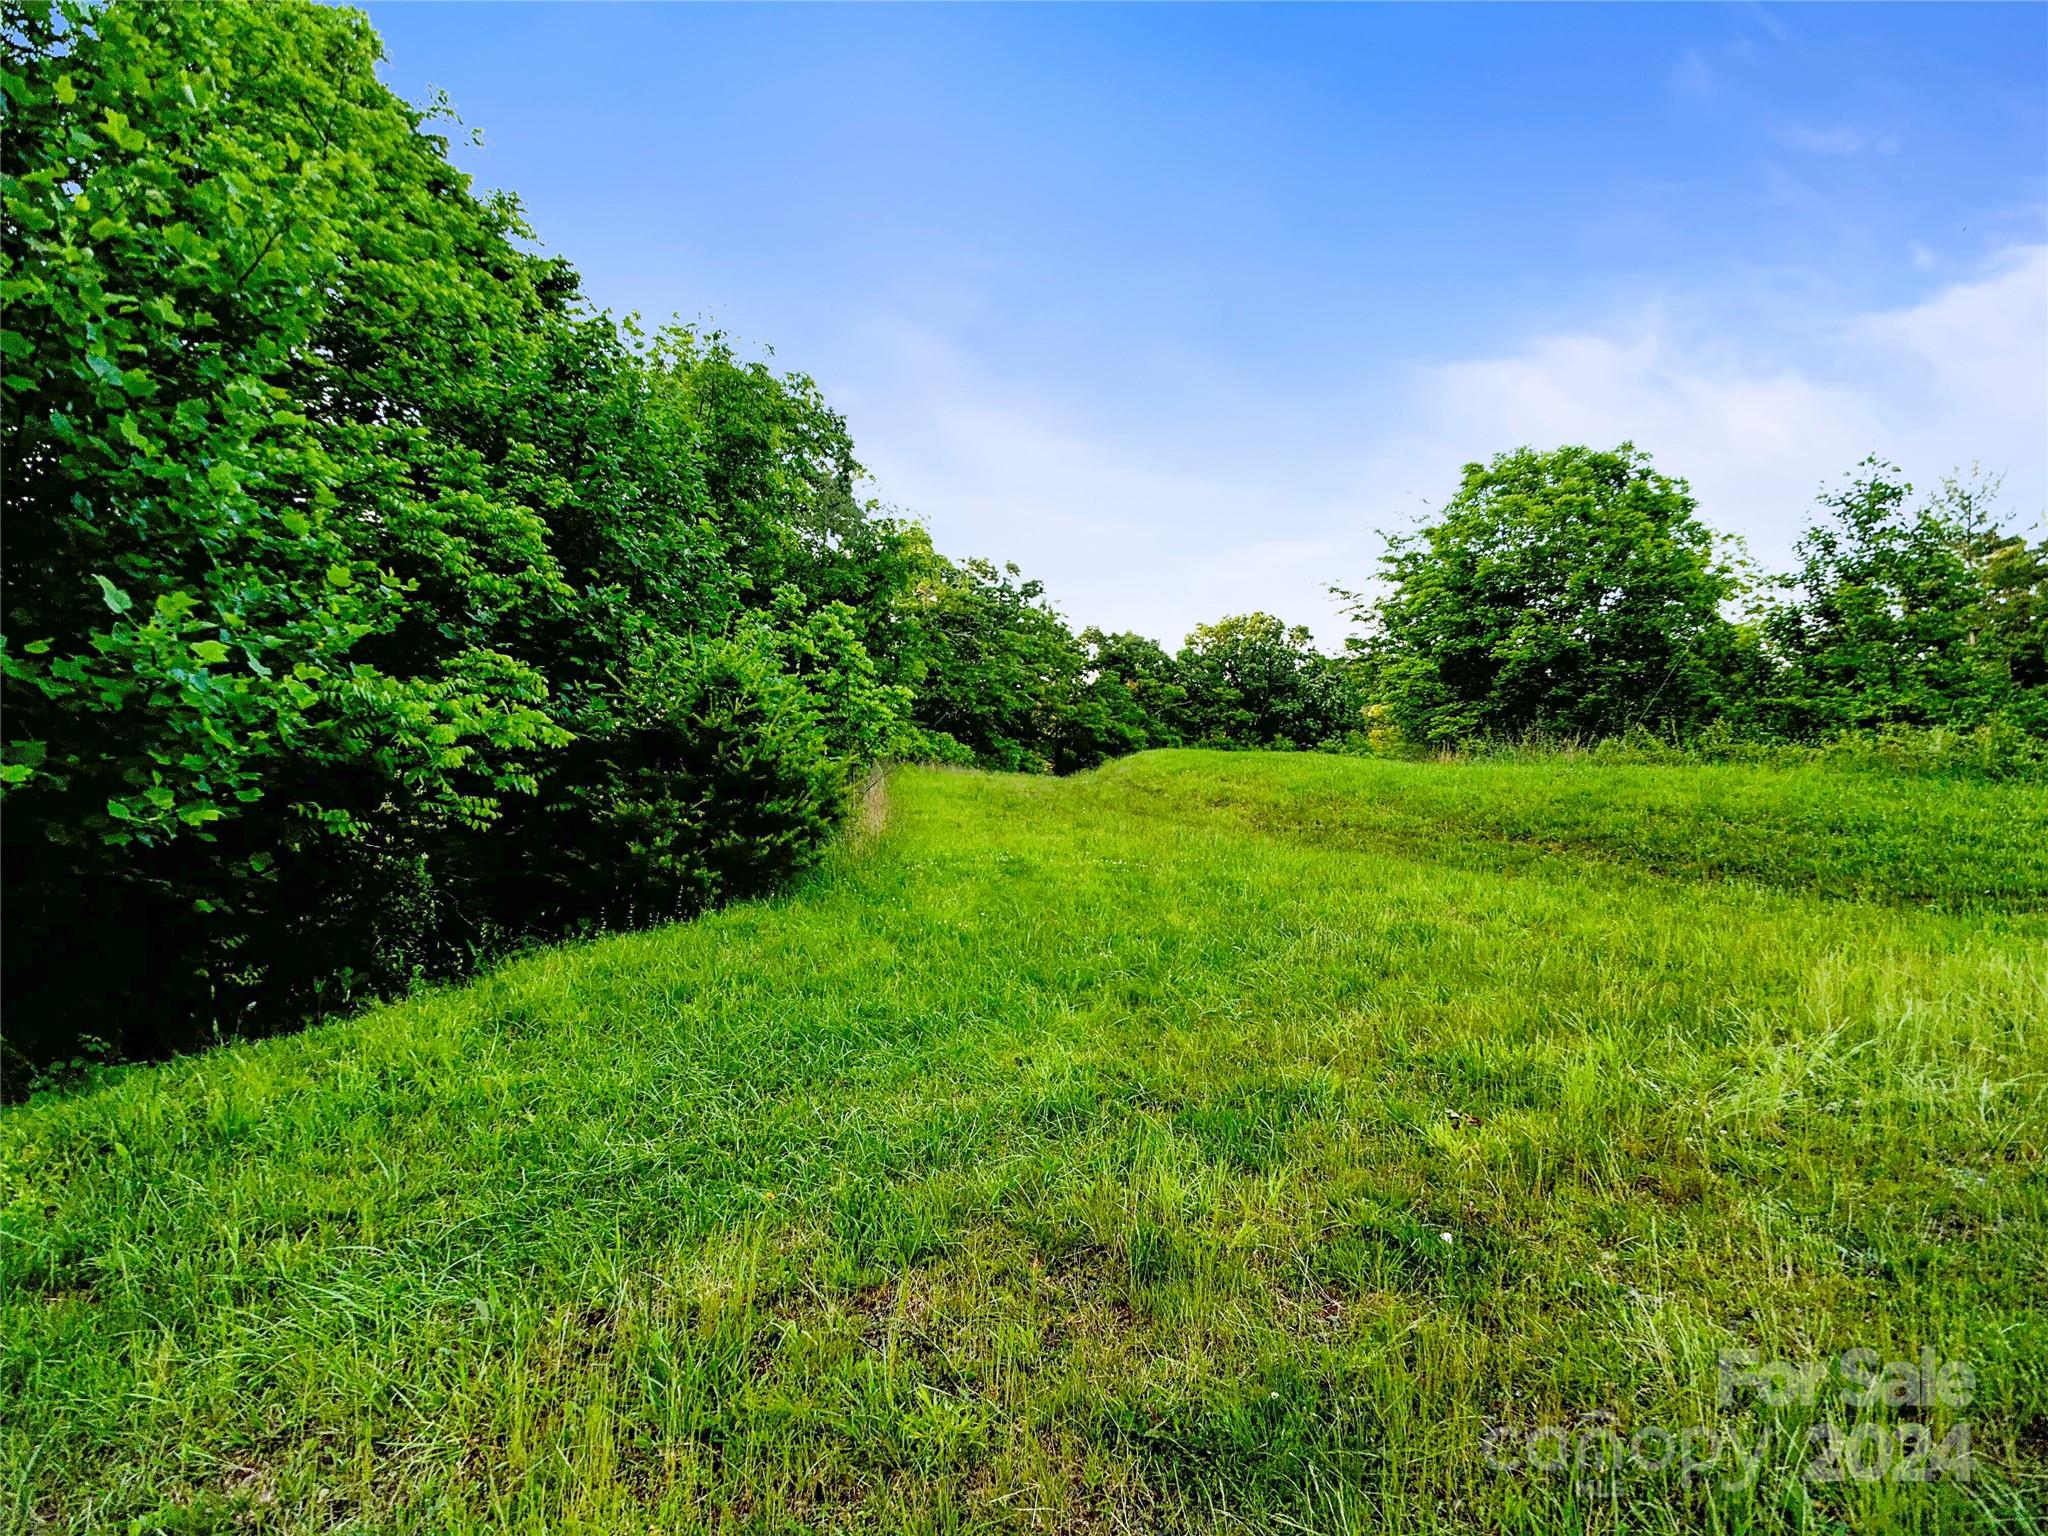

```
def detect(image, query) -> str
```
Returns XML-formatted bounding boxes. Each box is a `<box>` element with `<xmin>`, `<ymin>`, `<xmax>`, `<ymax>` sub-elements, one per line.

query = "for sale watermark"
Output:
<box><xmin>1716</xmin><ymin>1346</ymin><xmax>1974</xmax><ymax>1411</ymax></box>
<box><xmin>1482</xmin><ymin>1347</ymin><xmax>1976</xmax><ymax>1491</ymax></box>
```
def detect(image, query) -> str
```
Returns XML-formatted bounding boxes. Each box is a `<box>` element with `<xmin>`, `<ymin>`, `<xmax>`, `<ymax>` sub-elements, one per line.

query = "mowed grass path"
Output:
<box><xmin>5</xmin><ymin>752</ymin><xmax>2045</xmax><ymax>1534</ymax></box>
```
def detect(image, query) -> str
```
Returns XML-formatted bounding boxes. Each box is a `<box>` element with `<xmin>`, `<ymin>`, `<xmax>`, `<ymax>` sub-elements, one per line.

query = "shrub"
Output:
<box><xmin>517</xmin><ymin>630</ymin><xmax>849</xmax><ymax>931</ymax></box>
<box><xmin>1172</xmin><ymin>613</ymin><xmax>1358</xmax><ymax>749</ymax></box>
<box><xmin>1754</xmin><ymin>462</ymin><xmax>2048</xmax><ymax>738</ymax></box>
<box><xmin>1</xmin><ymin>0</ymin><xmax>581</xmax><ymax>1065</ymax></box>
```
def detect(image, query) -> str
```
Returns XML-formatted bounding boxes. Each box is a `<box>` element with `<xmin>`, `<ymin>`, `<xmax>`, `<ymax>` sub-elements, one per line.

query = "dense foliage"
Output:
<box><xmin>895</xmin><ymin>553</ymin><xmax>1098</xmax><ymax>775</ymax></box>
<box><xmin>1169</xmin><ymin>613</ymin><xmax>1357</xmax><ymax>749</ymax></box>
<box><xmin>0</xmin><ymin>0</ymin><xmax>932</xmax><ymax>1068</ymax></box>
<box><xmin>3</xmin><ymin>0</ymin><xmax>2044</xmax><ymax>1075</ymax></box>
<box><xmin>1348</xmin><ymin>446</ymin><xmax>2046</xmax><ymax>759</ymax></box>
<box><xmin>1343</xmin><ymin>445</ymin><xmax>1745</xmax><ymax>744</ymax></box>
<box><xmin>1753</xmin><ymin>460</ymin><xmax>2048</xmax><ymax>740</ymax></box>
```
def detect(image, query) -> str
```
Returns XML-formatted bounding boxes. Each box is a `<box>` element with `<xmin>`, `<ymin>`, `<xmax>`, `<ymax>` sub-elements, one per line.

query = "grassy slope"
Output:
<box><xmin>4</xmin><ymin>751</ymin><xmax>2045</xmax><ymax>1534</ymax></box>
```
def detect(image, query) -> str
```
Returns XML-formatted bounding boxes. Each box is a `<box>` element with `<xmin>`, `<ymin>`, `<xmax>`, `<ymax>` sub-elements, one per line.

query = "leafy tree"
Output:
<box><xmin>898</xmin><ymin>548</ymin><xmax>1101</xmax><ymax>773</ymax></box>
<box><xmin>1172</xmin><ymin>613</ymin><xmax>1357</xmax><ymax>748</ymax></box>
<box><xmin>1</xmin><ymin>0</ymin><xmax>589</xmax><ymax>1058</ymax></box>
<box><xmin>1758</xmin><ymin>462</ymin><xmax>2048</xmax><ymax>738</ymax></box>
<box><xmin>1348</xmin><ymin>444</ymin><xmax>1744</xmax><ymax>743</ymax></box>
<box><xmin>1973</xmin><ymin>531</ymin><xmax>2048</xmax><ymax>736</ymax></box>
<box><xmin>1079</xmin><ymin>627</ymin><xmax>1185</xmax><ymax>753</ymax></box>
<box><xmin>476</xmin><ymin>321</ymin><xmax>909</xmax><ymax>935</ymax></box>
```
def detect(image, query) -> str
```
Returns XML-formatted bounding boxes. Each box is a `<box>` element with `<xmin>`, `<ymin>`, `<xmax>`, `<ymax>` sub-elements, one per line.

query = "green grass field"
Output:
<box><xmin>5</xmin><ymin>751</ymin><xmax>2045</xmax><ymax>1534</ymax></box>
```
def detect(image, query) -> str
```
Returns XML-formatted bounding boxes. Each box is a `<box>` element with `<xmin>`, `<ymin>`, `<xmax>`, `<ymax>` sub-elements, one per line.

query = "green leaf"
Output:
<box><xmin>100</xmin><ymin>108</ymin><xmax>145</xmax><ymax>153</ymax></box>
<box><xmin>93</xmin><ymin>574</ymin><xmax>134</xmax><ymax>615</ymax></box>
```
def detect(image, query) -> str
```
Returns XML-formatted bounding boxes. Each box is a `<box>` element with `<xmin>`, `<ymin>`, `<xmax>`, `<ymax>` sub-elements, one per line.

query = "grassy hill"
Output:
<box><xmin>5</xmin><ymin>751</ymin><xmax>2045</xmax><ymax>1533</ymax></box>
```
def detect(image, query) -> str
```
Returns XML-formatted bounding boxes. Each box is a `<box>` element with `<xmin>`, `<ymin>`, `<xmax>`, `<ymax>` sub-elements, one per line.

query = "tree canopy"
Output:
<box><xmin>1347</xmin><ymin>445</ymin><xmax>1745</xmax><ymax>744</ymax></box>
<box><xmin>1756</xmin><ymin>461</ymin><xmax>2048</xmax><ymax>739</ymax></box>
<box><xmin>0</xmin><ymin>0</ymin><xmax>926</xmax><ymax>1063</ymax></box>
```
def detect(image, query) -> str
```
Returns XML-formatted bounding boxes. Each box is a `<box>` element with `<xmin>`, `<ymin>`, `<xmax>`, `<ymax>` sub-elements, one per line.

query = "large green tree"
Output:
<box><xmin>1757</xmin><ymin>462</ymin><xmax>2048</xmax><ymax>738</ymax></box>
<box><xmin>2</xmin><ymin>0</ymin><xmax>579</xmax><ymax>1056</ymax></box>
<box><xmin>1350</xmin><ymin>444</ymin><xmax>1745</xmax><ymax>743</ymax></box>
<box><xmin>1078</xmin><ymin>627</ymin><xmax>1185</xmax><ymax>754</ymax></box>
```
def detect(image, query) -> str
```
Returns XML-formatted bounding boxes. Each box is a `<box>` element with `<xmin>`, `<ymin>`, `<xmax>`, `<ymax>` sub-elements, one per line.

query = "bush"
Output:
<box><xmin>1</xmin><ymin>0</ymin><xmax>579</xmax><ymax>1067</ymax></box>
<box><xmin>520</xmin><ymin>631</ymin><xmax>849</xmax><ymax>930</ymax></box>
<box><xmin>1172</xmin><ymin>614</ymin><xmax>1358</xmax><ymax>749</ymax></box>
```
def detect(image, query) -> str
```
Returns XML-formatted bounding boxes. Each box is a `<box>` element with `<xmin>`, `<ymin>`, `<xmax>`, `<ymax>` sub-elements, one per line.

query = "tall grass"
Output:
<box><xmin>4</xmin><ymin>751</ymin><xmax>2043</xmax><ymax>1532</ymax></box>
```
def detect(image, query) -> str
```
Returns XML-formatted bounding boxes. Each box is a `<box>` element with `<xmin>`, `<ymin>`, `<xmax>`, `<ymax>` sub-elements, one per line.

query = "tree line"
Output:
<box><xmin>972</xmin><ymin>439</ymin><xmax>2048</xmax><ymax>768</ymax></box>
<box><xmin>4</xmin><ymin>0</ymin><xmax>2043</xmax><ymax>1073</ymax></box>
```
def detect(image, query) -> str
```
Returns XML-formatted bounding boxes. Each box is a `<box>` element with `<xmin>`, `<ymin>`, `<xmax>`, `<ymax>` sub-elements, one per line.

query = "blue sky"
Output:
<box><xmin>364</xmin><ymin>2</ymin><xmax>2048</xmax><ymax>645</ymax></box>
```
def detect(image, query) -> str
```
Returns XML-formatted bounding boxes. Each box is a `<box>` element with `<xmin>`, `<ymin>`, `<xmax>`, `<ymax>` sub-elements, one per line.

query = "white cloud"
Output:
<box><xmin>1384</xmin><ymin>331</ymin><xmax>1879</xmax><ymax>563</ymax></box>
<box><xmin>1848</xmin><ymin>243</ymin><xmax>2048</xmax><ymax>435</ymax></box>
<box><xmin>1669</xmin><ymin>50</ymin><xmax>1717</xmax><ymax>100</ymax></box>
<box><xmin>1365</xmin><ymin>244</ymin><xmax>2046</xmax><ymax>583</ymax></box>
<box><xmin>845</xmin><ymin>247</ymin><xmax>2048</xmax><ymax>649</ymax></box>
<box><xmin>1773</xmin><ymin>122</ymin><xmax>1899</xmax><ymax>156</ymax></box>
<box><xmin>844</xmin><ymin>323</ymin><xmax>1368</xmax><ymax>646</ymax></box>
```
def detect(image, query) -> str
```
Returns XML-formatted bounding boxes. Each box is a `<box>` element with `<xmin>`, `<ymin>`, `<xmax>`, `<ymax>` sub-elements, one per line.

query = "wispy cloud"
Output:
<box><xmin>1774</xmin><ymin>121</ymin><xmax>1900</xmax><ymax>156</ymax></box>
<box><xmin>1733</xmin><ymin>4</ymin><xmax>1796</xmax><ymax>48</ymax></box>
<box><xmin>1668</xmin><ymin>49</ymin><xmax>1717</xmax><ymax>100</ymax></box>
<box><xmin>848</xmin><ymin>247</ymin><xmax>2048</xmax><ymax>647</ymax></box>
<box><xmin>1848</xmin><ymin>242</ymin><xmax>2048</xmax><ymax>439</ymax></box>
